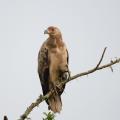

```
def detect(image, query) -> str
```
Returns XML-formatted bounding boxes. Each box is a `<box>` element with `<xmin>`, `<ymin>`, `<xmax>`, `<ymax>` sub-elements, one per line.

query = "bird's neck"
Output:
<box><xmin>48</xmin><ymin>35</ymin><xmax>63</xmax><ymax>48</ymax></box>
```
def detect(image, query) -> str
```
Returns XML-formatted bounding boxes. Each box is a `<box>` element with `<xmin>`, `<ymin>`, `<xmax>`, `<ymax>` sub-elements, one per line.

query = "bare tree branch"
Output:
<box><xmin>70</xmin><ymin>57</ymin><xmax>120</xmax><ymax>81</ymax></box>
<box><xmin>67</xmin><ymin>47</ymin><xmax>107</xmax><ymax>82</ymax></box>
<box><xmin>17</xmin><ymin>48</ymin><xmax>120</xmax><ymax>120</ymax></box>
<box><xmin>18</xmin><ymin>92</ymin><xmax>54</xmax><ymax>120</ymax></box>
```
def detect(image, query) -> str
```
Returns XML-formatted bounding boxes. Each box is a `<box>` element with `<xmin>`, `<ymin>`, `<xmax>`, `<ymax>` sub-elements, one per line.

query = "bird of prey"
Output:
<box><xmin>38</xmin><ymin>26</ymin><xmax>70</xmax><ymax>113</ymax></box>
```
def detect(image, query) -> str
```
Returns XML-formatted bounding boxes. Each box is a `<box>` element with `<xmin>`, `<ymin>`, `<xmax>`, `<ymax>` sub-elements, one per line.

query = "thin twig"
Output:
<box><xmin>95</xmin><ymin>47</ymin><xmax>107</xmax><ymax>69</ymax></box>
<box><xmin>18</xmin><ymin>48</ymin><xmax>120</xmax><ymax>120</ymax></box>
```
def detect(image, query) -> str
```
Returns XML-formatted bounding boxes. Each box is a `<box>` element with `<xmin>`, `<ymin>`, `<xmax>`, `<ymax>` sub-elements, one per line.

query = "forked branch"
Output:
<box><xmin>5</xmin><ymin>47</ymin><xmax>120</xmax><ymax>120</ymax></box>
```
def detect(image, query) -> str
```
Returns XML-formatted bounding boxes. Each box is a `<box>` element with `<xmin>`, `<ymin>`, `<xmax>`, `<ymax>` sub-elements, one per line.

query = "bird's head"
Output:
<box><xmin>44</xmin><ymin>26</ymin><xmax>62</xmax><ymax>39</ymax></box>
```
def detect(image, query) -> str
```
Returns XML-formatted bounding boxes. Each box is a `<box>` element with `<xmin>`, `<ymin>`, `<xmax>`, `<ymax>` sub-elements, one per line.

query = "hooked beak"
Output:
<box><xmin>44</xmin><ymin>29</ymin><xmax>48</xmax><ymax>34</ymax></box>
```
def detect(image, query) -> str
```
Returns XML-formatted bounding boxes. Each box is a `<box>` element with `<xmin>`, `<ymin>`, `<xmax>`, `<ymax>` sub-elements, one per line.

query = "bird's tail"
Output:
<box><xmin>48</xmin><ymin>93</ymin><xmax>62</xmax><ymax>113</ymax></box>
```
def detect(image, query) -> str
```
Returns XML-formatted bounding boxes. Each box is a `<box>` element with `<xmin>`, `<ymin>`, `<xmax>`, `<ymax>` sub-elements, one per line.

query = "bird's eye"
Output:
<box><xmin>51</xmin><ymin>28</ymin><xmax>54</xmax><ymax>32</ymax></box>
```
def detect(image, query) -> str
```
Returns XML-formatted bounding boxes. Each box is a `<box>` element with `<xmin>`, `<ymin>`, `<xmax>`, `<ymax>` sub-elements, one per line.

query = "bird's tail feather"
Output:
<box><xmin>48</xmin><ymin>94</ymin><xmax>62</xmax><ymax>113</ymax></box>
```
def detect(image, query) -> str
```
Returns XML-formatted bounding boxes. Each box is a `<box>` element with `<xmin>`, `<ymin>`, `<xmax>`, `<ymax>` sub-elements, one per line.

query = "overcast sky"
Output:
<box><xmin>0</xmin><ymin>0</ymin><xmax>120</xmax><ymax>120</ymax></box>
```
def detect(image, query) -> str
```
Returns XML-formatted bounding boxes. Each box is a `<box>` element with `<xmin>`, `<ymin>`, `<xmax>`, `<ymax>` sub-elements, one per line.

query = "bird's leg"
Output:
<box><xmin>59</xmin><ymin>64</ymin><xmax>70</xmax><ymax>81</ymax></box>
<box><xmin>56</xmin><ymin>67</ymin><xmax>70</xmax><ymax>92</ymax></box>
<box><xmin>62</xmin><ymin>71</ymin><xmax>70</xmax><ymax>81</ymax></box>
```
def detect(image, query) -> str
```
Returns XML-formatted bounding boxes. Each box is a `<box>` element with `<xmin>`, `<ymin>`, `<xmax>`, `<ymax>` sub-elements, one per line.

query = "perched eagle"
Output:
<box><xmin>38</xmin><ymin>26</ymin><xmax>70</xmax><ymax>113</ymax></box>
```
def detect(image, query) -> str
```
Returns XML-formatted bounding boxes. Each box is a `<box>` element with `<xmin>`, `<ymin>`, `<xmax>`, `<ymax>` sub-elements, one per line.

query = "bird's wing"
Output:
<box><xmin>38</xmin><ymin>41</ymin><xmax>49</xmax><ymax>96</ymax></box>
<box><xmin>66</xmin><ymin>48</ymin><xmax>69</xmax><ymax>64</ymax></box>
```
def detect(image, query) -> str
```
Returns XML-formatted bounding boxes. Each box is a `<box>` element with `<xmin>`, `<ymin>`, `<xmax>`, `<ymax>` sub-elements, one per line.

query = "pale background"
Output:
<box><xmin>0</xmin><ymin>0</ymin><xmax>120</xmax><ymax>120</ymax></box>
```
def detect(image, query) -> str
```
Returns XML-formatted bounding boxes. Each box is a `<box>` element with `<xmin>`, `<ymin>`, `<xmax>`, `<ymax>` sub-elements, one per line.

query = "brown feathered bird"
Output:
<box><xmin>38</xmin><ymin>26</ymin><xmax>70</xmax><ymax>113</ymax></box>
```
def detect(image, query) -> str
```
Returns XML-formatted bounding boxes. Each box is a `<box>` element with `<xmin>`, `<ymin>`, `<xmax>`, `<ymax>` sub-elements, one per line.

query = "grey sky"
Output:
<box><xmin>0</xmin><ymin>0</ymin><xmax>120</xmax><ymax>120</ymax></box>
